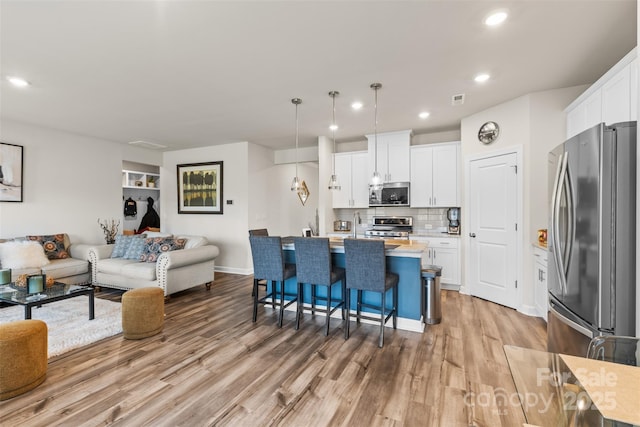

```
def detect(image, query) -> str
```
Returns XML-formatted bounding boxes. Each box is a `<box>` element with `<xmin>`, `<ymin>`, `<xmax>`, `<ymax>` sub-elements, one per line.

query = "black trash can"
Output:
<box><xmin>421</xmin><ymin>265</ymin><xmax>442</xmax><ymax>324</ymax></box>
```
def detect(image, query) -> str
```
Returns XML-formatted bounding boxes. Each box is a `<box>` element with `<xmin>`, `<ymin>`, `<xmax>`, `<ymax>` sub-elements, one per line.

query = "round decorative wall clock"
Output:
<box><xmin>478</xmin><ymin>121</ymin><xmax>500</xmax><ymax>144</ymax></box>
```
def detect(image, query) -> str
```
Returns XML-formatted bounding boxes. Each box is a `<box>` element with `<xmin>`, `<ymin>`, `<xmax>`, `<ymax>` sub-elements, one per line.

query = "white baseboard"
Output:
<box><xmin>441</xmin><ymin>283</ymin><xmax>460</xmax><ymax>291</ymax></box>
<box><xmin>214</xmin><ymin>266</ymin><xmax>252</xmax><ymax>275</ymax></box>
<box><xmin>264</xmin><ymin>300</ymin><xmax>425</xmax><ymax>333</ymax></box>
<box><xmin>518</xmin><ymin>304</ymin><xmax>538</xmax><ymax>317</ymax></box>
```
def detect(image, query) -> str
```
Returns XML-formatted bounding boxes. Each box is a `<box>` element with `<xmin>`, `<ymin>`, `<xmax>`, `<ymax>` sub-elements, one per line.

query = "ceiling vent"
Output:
<box><xmin>128</xmin><ymin>140</ymin><xmax>167</xmax><ymax>150</ymax></box>
<box><xmin>451</xmin><ymin>93</ymin><xmax>465</xmax><ymax>106</ymax></box>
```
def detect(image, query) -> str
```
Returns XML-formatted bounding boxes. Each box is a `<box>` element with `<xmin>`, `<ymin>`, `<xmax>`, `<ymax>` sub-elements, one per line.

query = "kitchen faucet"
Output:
<box><xmin>353</xmin><ymin>211</ymin><xmax>361</xmax><ymax>238</ymax></box>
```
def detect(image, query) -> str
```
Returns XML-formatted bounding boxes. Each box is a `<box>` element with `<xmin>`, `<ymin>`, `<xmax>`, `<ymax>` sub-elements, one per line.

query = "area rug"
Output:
<box><xmin>0</xmin><ymin>296</ymin><xmax>122</xmax><ymax>358</ymax></box>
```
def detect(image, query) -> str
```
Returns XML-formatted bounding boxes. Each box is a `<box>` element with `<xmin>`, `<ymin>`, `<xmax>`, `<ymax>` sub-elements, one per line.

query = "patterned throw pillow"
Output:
<box><xmin>140</xmin><ymin>237</ymin><xmax>186</xmax><ymax>263</ymax></box>
<box><xmin>111</xmin><ymin>234</ymin><xmax>146</xmax><ymax>258</ymax></box>
<box><xmin>123</xmin><ymin>236</ymin><xmax>149</xmax><ymax>260</ymax></box>
<box><xmin>27</xmin><ymin>234</ymin><xmax>69</xmax><ymax>260</ymax></box>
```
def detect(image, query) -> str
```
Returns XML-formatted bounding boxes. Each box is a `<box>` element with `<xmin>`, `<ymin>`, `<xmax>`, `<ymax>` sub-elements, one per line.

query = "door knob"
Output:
<box><xmin>469</xmin><ymin>233</ymin><xmax>476</xmax><ymax>238</ymax></box>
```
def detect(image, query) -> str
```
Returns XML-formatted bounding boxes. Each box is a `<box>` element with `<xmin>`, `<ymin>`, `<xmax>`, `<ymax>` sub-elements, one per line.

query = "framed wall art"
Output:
<box><xmin>177</xmin><ymin>161</ymin><xmax>223</xmax><ymax>214</ymax></box>
<box><xmin>0</xmin><ymin>142</ymin><xmax>24</xmax><ymax>202</ymax></box>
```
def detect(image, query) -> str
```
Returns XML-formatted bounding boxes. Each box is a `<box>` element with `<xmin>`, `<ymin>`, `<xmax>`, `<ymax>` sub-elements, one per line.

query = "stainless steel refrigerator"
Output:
<box><xmin>547</xmin><ymin>121</ymin><xmax>636</xmax><ymax>357</ymax></box>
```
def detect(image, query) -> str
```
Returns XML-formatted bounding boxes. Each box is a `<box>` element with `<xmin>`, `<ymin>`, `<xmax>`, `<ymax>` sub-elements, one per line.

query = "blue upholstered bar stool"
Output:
<box><xmin>293</xmin><ymin>237</ymin><xmax>346</xmax><ymax>335</ymax></box>
<box><xmin>248</xmin><ymin>235</ymin><xmax>297</xmax><ymax>327</ymax></box>
<box><xmin>249</xmin><ymin>229</ymin><xmax>270</xmax><ymax>298</ymax></box>
<box><xmin>343</xmin><ymin>238</ymin><xmax>398</xmax><ymax>348</ymax></box>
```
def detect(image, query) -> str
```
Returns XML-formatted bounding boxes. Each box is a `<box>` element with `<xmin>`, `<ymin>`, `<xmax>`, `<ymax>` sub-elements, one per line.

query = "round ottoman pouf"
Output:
<box><xmin>0</xmin><ymin>319</ymin><xmax>48</xmax><ymax>401</ymax></box>
<box><xmin>122</xmin><ymin>287</ymin><xmax>165</xmax><ymax>339</ymax></box>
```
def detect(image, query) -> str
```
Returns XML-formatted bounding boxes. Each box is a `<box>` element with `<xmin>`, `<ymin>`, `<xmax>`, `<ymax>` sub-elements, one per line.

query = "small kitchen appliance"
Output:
<box><xmin>447</xmin><ymin>208</ymin><xmax>460</xmax><ymax>235</ymax></box>
<box><xmin>333</xmin><ymin>220</ymin><xmax>351</xmax><ymax>232</ymax></box>
<box><xmin>364</xmin><ymin>216</ymin><xmax>413</xmax><ymax>239</ymax></box>
<box><xmin>369</xmin><ymin>182</ymin><xmax>410</xmax><ymax>207</ymax></box>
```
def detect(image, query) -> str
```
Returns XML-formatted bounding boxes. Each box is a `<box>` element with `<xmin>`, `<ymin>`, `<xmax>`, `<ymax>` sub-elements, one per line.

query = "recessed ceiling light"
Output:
<box><xmin>419</xmin><ymin>112</ymin><xmax>430</xmax><ymax>119</ymax></box>
<box><xmin>474</xmin><ymin>73</ymin><xmax>490</xmax><ymax>83</ymax></box>
<box><xmin>7</xmin><ymin>76</ymin><xmax>30</xmax><ymax>87</ymax></box>
<box><xmin>351</xmin><ymin>102</ymin><xmax>363</xmax><ymax>110</ymax></box>
<box><xmin>485</xmin><ymin>11</ymin><xmax>508</xmax><ymax>27</ymax></box>
<box><xmin>329</xmin><ymin>124</ymin><xmax>338</xmax><ymax>131</ymax></box>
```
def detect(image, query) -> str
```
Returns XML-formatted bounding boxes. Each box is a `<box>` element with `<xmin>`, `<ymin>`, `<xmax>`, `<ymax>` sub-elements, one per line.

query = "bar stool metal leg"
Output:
<box><xmin>296</xmin><ymin>282</ymin><xmax>304</xmax><ymax>330</ymax></box>
<box><xmin>380</xmin><ymin>292</ymin><xmax>386</xmax><ymax>348</ymax></box>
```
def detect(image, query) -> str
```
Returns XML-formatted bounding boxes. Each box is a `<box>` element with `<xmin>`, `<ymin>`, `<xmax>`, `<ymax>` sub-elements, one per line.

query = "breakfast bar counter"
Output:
<box><xmin>281</xmin><ymin>237</ymin><xmax>427</xmax><ymax>332</ymax></box>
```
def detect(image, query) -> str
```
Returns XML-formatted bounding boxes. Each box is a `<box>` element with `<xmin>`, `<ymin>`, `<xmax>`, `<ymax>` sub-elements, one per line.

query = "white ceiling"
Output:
<box><xmin>0</xmin><ymin>1</ymin><xmax>636</xmax><ymax>151</ymax></box>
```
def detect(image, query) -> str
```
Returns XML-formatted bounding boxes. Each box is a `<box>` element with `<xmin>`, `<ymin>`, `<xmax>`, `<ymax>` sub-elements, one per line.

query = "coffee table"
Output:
<box><xmin>0</xmin><ymin>282</ymin><xmax>94</xmax><ymax>320</ymax></box>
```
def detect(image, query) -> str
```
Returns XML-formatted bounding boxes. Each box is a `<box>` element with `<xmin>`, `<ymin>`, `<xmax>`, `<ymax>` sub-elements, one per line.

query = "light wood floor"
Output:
<box><xmin>0</xmin><ymin>273</ymin><xmax>547</xmax><ymax>426</ymax></box>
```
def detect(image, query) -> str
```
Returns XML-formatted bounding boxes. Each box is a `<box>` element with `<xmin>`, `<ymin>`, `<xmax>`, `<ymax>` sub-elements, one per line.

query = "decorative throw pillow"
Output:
<box><xmin>0</xmin><ymin>241</ymin><xmax>50</xmax><ymax>269</ymax></box>
<box><xmin>27</xmin><ymin>234</ymin><xmax>69</xmax><ymax>260</ymax></box>
<box><xmin>111</xmin><ymin>234</ymin><xmax>146</xmax><ymax>258</ymax></box>
<box><xmin>123</xmin><ymin>236</ymin><xmax>149</xmax><ymax>260</ymax></box>
<box><xmin>140</xmin><ymin>237</ymin><xmax>186</xmax><ymax>263</ymax></box>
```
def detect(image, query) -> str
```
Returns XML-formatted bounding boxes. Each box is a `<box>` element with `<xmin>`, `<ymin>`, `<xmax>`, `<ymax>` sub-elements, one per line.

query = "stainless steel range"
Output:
<box><xmin>364</xmin><ymin>216</ymin><xmax>413</xmax><ymax>240</ymax></box>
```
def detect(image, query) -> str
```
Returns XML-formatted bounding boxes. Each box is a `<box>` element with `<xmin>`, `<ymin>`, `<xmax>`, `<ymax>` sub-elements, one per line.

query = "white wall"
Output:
<box><xmin>264</xmin><ymin>161</ymin><xmax>319</xmax><ymax>236</ymax></box>
<box><xmin>162</xmin><ymin>142</ymin><xmax>250</xmax><ymax>274</ymax></box>
<box><xmin>0</xmin><ymin>119</ymin><xmax>160</xmax><ymax>243</ymax></box>
<box><xmin>460</xmin><ymin>86</ymin><xmax>585</xmax><ymax>316</ymax></box>
<box><xmin>162</xmin><ymin>141</ymin><xmax>319</xmax><ymax>274</ymax></box>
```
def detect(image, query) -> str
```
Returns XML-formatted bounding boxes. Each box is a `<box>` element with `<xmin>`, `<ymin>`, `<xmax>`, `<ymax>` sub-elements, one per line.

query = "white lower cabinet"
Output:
<box><xmin>533</xmin><ymin>246</ymin><xmax>548</xmax><ymax>321</ymax></box>
<box><xmin>411</xmin><ymin>236</ymin><xmax>460</xmax><ymax>287</ymax></box>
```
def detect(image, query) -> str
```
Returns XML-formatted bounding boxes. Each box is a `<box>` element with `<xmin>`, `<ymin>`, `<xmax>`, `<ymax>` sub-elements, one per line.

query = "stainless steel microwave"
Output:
<box><xmin>369</xmin><ymin>182</ymin><xmax>410</xmax><ymax>207</ymax></box>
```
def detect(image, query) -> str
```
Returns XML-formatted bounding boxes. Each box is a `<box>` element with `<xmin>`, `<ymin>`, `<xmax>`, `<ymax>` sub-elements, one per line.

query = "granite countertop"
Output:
<box><xmin>532</xmin><ymin>241</ymin><xmax>548</xmax><ymax>250</ymax></box>
<box><xmin>283</xmin><ymin>237</ymin><xmax>427</xmax><ymax>259</ymax></box>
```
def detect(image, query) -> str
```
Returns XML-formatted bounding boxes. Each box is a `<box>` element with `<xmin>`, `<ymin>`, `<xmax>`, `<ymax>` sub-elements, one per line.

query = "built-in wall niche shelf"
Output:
<box><xmin>122</xmin><ymin>170</ymin><xmax>160</xmax><ymax>190</ymax></box>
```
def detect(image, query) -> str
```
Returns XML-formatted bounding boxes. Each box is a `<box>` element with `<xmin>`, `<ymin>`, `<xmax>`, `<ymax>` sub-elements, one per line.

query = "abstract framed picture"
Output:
<box><xmin>0</xmin><ymin>142</ymin><xmax>24</xmax><ymax>202</ymax></box>
<box><xmin>177</xmin><ymin>161</ymin><xmax>223</xmax><ymax>214</ymax></box>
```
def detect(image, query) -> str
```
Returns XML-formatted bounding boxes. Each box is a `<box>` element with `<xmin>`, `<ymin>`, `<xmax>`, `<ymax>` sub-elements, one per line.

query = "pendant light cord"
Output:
<box><xmin>374</xmin><ymin>86</ymin><xmax>378</xmax><ymax>174</ymax></box>
<box><xmin>295</xmin><ymin>101</ymin><xmax>299</xmax><ymax>179</ymax></box>
<box><xmin>331</xmin><ymin>92</ymin><xmax>337</xmax><ymax>174</ymax></box>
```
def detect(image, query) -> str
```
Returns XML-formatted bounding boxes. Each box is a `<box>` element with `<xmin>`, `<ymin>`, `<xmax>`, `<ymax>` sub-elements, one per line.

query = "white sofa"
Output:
<box><xmin>0</xmin><ymin>234</ymin><xmax>91</xmax><ymax>285</ymax></box>
<box><xmin>88</xmin><ymin>234</ymin><xmax>220</xmax><ymax>296</ymax></box>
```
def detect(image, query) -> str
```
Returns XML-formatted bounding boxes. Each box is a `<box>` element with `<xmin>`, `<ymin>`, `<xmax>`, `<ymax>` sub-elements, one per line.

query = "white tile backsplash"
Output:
<box><xmin>333</xmin><ymin>207</ymin><xmax>458</xmax><ymax>232</ymax></box>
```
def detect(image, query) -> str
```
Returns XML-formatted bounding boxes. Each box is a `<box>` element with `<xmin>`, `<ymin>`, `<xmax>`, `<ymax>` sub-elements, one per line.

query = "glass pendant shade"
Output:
<box><xmin>290</xmin><ymin>98</ymin><xmax>302</xmax><ymax>191</ymax></box>
<box><xmin>370</xmin><ymin>171</ymin><xmax>382</xmax><ymax>188</ymax></box>
<box><xmin>328</xmin><ymin>174</ymin><xmax>341</xmax><ymax>190</ymax></box>
<box><xmin>370</xmin><ymin>82</ymin><xmax>383</xmax><ymax>190</ymax></box>
<box><xmin>328</xmin><ymin>91</ymin><xmax>341</xmax><ymax>190</ymax></box>
<box><xmin>291</xmin><ymin>176</ymin><xmax>301</xmax><ymax>191</ymax></box>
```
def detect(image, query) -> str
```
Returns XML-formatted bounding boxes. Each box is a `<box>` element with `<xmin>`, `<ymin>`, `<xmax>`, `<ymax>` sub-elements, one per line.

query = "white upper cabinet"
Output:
<box><xmin>566</xmin><ymin>89</ymin><xmax>602</xmax><ymax>138</ymax></box>
<box><xmin>566</xmin><ymin>48</ymin><xmax>637</xmax><ymax>138</ymax></box>
<box><xmin>332</xmin><ymin>151</ymin><xmax>369</xmax><ymax>208</ymax></box>
<box><xmin>410</xmin><ymin>142</ymin><xmax>459</xmax><ymax>207</ymax></box>
<box><xmin>601</xmin><ymin>62</ymin><xmax>631</xmax><ymax>125</ymax></box>
<box><xmin>367</xmin><ymin>130</ymin><xmax>411</xmax><ymax>183</ymax></box>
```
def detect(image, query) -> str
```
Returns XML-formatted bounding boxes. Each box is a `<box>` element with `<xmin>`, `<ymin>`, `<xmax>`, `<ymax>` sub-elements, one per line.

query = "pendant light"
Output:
<box><xmin>370</xmin><ymin>82</ymin><xmax>383</xmax><ymax>190</ymax></box>
<box><xmin>290</xmin><ymin>98</ymin><xmax>303</xmax><ymax>191</ymax></box>
<box><xmin>327</xmin><ymin>91</ymin><xmax>341</xmax><ymax>190</ymax></box>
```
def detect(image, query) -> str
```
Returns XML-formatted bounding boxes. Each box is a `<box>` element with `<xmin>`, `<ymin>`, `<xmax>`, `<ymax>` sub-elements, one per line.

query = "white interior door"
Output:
<box><xmin>468</xmin><ymin>152</ymin><xmax>518</xmax><ymax>308</ymax></box>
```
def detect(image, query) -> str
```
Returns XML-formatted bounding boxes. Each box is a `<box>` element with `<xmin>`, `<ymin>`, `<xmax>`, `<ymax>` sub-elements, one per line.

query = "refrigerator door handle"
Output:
<box><xmin>552</xmin><ymin>153</ymin><xmax>569</xmax><ymax>294</ymax></box>
<box><xmin>564</xmin><ymin>157</ymin><xmax>575</xmax><ymax>278</ymax></box>
<box><xmin>549</xmin><ymin>302</ymin><xmax>594</xmax><ymax>339</ymax></box>
<box><xmin>550</xmin><ymin>152</ymin><xmax>563</xmax><ymax>295</ymax></box>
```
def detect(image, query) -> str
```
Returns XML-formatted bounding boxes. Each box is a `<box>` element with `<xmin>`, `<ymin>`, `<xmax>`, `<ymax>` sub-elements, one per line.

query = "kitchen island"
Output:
<box><xmin>280</xmin><ymin>237</ymin><xmax>427</xmax><ymax>332</ymax></box>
